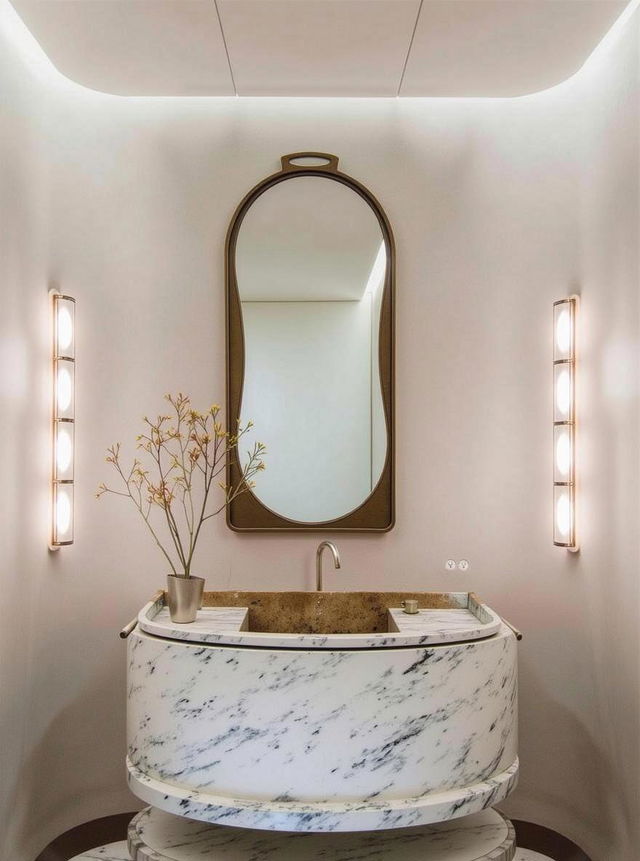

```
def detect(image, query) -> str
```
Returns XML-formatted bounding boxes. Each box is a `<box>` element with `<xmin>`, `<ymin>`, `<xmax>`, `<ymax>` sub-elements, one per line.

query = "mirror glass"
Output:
<box><xmin>235</xmin><ymin>175</ymin><xmax>388</xmax><ymax>523</ymax></box>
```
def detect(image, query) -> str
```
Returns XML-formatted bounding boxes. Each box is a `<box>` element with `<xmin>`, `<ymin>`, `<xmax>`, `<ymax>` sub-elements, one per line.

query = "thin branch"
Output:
<box><xmin>97</xmin><ymin>395</ymin><xmax>265</xmax><ymax>578</ymax></box>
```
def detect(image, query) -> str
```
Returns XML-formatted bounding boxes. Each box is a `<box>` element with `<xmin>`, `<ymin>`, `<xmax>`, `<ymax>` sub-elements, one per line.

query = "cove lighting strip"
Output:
<box><xmin>553</xmin><ymin>296</ymin><xmax>578</xmax><ymax>550</ymax></box>
<box><xmin>51</xmin><ymin>291</ymin><xmax>75</xmax><ymax>548</ymax></box>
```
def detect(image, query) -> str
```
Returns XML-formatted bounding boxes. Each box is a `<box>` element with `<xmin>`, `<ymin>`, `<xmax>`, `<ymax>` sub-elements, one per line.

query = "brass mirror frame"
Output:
<box><xmin>226</xmin><ymin>153</ymin><xmax>395</xmax><ymax>532</ymax></box>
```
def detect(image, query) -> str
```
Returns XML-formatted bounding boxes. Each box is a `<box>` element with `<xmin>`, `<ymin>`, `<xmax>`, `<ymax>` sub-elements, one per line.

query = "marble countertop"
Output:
<box><xmin>138</xmin><ymin>592</ymin><xmax>503</xmax><ymax>649</ymax></box>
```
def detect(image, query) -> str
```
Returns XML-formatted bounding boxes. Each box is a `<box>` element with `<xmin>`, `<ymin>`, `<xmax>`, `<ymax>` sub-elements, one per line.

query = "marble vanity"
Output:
<box><xmin>127</xmin><ymin>591</ymin><xmax>518</xmax><ymax>835</ymax></box>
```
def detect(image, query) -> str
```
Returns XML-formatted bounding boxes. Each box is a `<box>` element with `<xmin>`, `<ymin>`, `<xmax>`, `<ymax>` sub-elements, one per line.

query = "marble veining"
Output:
<box><xmin>139</xmin><ymin>597</ymin><xmax>501</xmax><ymax>650</ymax></box>
<box><xmin>65</xmin><ymin>836</ymin><xmax>557</xmax><ymax>861</ymax></box>
<box><xmin>149</xmin><ymin>607</ymin><xmax>250</xmax><ymax>638</ymax></box>
<box><xmin>387</xmin><ymin>608</ymin><xmax>498</xmax><ymax>642</ymax></box>
<box><xmin>128</xmin><ymin>807</ymin><xmax>517</xmax><ymax>861</ymax></box>
<box><xmin>128</xmin><ymin>758</ymin><xmax>519</xmax><ymax>833</ymax></box>
<box><xmin>127</xmin><ymin>621</ymin><xmax>518</xmax><ymax>832</ymax></box>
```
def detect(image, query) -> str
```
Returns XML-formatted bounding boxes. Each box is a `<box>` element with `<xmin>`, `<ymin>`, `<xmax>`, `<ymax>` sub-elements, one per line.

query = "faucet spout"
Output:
<box><xmin>316</xmin><ymin>541</ymin><xmax>341</xmax><ymax>592</ymax></box>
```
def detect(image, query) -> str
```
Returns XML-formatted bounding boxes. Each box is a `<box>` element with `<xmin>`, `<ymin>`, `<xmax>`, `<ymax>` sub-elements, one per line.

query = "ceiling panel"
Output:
<box><xmin>9</xmin><ymin>0</ymin><xmax>235</xmax><ymax>96</ymax></box>
<box><xmin>401</xmin><ymin>0</ymin><xmax>627</xmax><ymax>97</ymax></box>
<box><xmin>7</xmin><ymin>0</ymin><xmax>633</xmax><ymax>97</ymax></box>
<box><xmin>217</xmin><ymin>0</ymin><xmax>422</xmax><ymax>96</ymax></box>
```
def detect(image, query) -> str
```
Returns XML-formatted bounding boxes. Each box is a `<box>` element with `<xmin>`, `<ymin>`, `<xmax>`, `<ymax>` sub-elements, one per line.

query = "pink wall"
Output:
<box><xmin>0</xmin><ymin>4</ymin><xmax>638</xmax><ymax>859</ymax></box>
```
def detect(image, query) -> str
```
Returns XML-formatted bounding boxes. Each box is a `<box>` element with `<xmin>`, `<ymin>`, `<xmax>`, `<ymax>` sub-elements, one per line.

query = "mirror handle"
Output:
<box><xmin>281</xmin><ymin>152</ymin><xmax>339</xmax><ymax>173</ymax></box>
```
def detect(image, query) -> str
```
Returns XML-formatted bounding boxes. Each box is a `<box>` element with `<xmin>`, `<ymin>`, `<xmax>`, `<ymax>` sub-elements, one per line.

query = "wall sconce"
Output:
<box><xmin>553</xmin><ymin>296</ymin><xmax>577</xmax><ymax>550</ymax></box>
<box><xmin>51</xmin><ymin>291</ymin><xmax>75</xmax><ymax>548</ymax></box>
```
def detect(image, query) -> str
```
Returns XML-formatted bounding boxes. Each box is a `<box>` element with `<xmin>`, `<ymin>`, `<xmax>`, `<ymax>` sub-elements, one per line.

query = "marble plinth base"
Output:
<box><xmin>119</xmin><ymin>807</ymin><xmax>517</xmax><ymax>861</ymax></box>
<box><xmin>70</xmin><ymin>843</ymin><xmax>555</xmax><ymax>861</ymax></box>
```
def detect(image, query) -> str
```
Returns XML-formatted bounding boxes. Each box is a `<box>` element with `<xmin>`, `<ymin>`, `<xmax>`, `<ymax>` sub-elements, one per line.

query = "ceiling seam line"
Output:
<box><xmin>213</xmin><ymin>0</ymin><xmax>238</xmax><ymax>96</ymax></box>
<box><xmin>397</xmin><ymin>0</ymin><xmax>423</xmax><ymax>97</ymax></box>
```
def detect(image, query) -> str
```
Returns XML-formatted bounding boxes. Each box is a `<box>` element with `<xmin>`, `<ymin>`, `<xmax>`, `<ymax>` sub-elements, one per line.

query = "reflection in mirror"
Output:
<box><xmin>236</xmin><ymin>176</ymin><xmax>387</xmax><ymax>523</ymax></box>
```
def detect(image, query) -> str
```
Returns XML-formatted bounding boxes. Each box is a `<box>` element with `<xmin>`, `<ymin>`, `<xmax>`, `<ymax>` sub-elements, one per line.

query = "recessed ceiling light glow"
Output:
<box><xmin>1</xmin><ymin>0</ymin><xmax>638</xmax><ymax>101</ymax></box>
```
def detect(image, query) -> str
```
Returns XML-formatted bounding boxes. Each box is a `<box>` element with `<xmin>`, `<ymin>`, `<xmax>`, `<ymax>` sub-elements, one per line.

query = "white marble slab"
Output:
<box><xmin>147</xmin><ymin>607</ymin><xmax>250</xmax><ymax>639</ymax></box>
<box><xmin>128</xmin><ymin>758</ymin><xmax>519</xmax><ymax>833</ymax></box>
<box><xmin>128</xmin><ymin>807</ymin><xmax>517</xmax><ymax>861</ymax></box>
<box><xmin>138</xmin><ymin>601</ymin><xmax>501</xmax><ymax>649</ymax></box>
<box><xmin>127</xmin><ymin>623</ymin><xmax>518</xmax><ymax>832</ymax></box>
<box><xmin>66</xmin><ymin>835</ymin><xmax>558</xmax><ymax>861</ymax></box>
<box><xmin>66</xmin><ymin>836</ymin><xmax>558</xmax><ymax>861</ymax></box>
<box><xmin>388</xmin><ymin>608</ymin><xmax>499</xmax><ymax>643</ymax></box>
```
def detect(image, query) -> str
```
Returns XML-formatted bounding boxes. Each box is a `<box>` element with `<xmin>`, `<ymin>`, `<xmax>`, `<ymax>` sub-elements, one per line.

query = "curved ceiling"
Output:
<box><xmin>8</xmin><ymin>0</ymin><xmax>629</xmax><ymax>97</ymax></box>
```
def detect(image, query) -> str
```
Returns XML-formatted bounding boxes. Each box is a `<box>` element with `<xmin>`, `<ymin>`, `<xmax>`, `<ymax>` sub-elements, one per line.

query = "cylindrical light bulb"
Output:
<box><xmin>54</xmin><ymin>422</ymin><xmax>74</xmax><ymax>481</ymax></box>
<box><xmin>554</xmin><ymin>365</ymin><xmax>573</xmax><ymax>421</ymax></box>
<box><xmin>554</xmin><ymin>299</ymin><xmax>574</xmax><ymax>362</ymax></box>
<box><xmin>55</xmin><ymin>359</ymin><xmax>74</xmax><ymax>419</ymax></box>
<box><xmin>554</xmin><ymin>426</ymin><xmax>573</xmax><ymax>482</ymax></box>
<box><xmin>52</xmin><ymin>483</ymin><xmax>74</xmax><ymax>545</ymax></box>
<box><xmin>54</xmin><ymin>294</ymin><xmax>75</xmax><ymax>359</ymax></box>
<box><xmin>57</xmin><ymin>490</ymin><xmax>71</xmax><ymax>534</ymax></box>
<box><xmin>556</xmin><ymin>494</ymin><xmax>570</xmax><ymax>537</ymax></box>
<box><xmin>57</xmin><ymin>432</ymin><xmax>72</xmax><ymax>472</ymax></box>
<box><xmin>57</xmin><ymin>366</ymin><xmax>72</xmax><ymax>410</ymax></box>
<box><xmin>555</xmin><ymin>488</ymin><xmax>572</xmax><ymax>540</ymax></box>
<box><xmin>556</xmin><ymin>309</ymin><xmax>570</xmax><ymax>355</ymax></box>
<box><xmin>57</xmin><ymin>306</ymin><xmax>73</xmax><ymax>351</ymax></box>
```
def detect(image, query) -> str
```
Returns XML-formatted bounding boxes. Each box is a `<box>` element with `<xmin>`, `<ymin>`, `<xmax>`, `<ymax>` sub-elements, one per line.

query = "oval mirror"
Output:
<box><xmin>226</xmin><ymin>154</ymin><xmax>394</xmax><ymax>531</ymax></box>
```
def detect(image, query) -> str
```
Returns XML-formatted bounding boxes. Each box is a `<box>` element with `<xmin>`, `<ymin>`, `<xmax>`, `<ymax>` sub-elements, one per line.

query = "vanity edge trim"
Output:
<box><xmin>136</xmin><ymin>613</ymin><xmax>510</xmax><ymax>650</ymax></box>
<box><xmin>126</xmin><ymin>757</ymin><xmax>519</xmax><ymax>833</ymax></box>
<box><xmin>136</xmin><ymin>592</ymin><xmax>507</xmax><ymax>650</ymax></box>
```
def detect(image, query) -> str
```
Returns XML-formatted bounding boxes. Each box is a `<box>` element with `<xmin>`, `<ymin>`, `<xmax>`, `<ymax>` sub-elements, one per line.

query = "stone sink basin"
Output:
<box><xmin>126</xmin><ymin>590</ymin><xmax>519</xmax><ymax>833</ymax></box>
<box><xmin>201</xmin><ymin>589</ymin><xmax>476</xmax><ymax>634</ymax></box>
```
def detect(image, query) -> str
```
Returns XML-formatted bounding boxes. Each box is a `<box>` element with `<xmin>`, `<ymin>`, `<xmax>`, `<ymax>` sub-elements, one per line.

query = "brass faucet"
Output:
<box><xmin>316</xmin><ymin>541</ymin><xmax>341</xmax><ymax>591</ymax></box>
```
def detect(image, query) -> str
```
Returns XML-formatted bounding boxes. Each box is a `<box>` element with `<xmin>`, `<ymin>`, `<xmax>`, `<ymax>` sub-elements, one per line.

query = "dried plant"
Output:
<box><xmin>97</xmin><ymin>393</ymin><xmax>265</xmax><ymax>577</ymax></box>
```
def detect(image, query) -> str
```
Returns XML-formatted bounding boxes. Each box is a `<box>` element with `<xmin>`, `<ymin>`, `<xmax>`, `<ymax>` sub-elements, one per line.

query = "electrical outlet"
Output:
<box><xmin>445</xmin><ymin>559</ymin><xmax>456</xmax><ymax>571</ymax></box>
<box><xmin>458</xmin><ymin>559</ymin><xmax>470</xmax><ymax>571</ymax></box>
